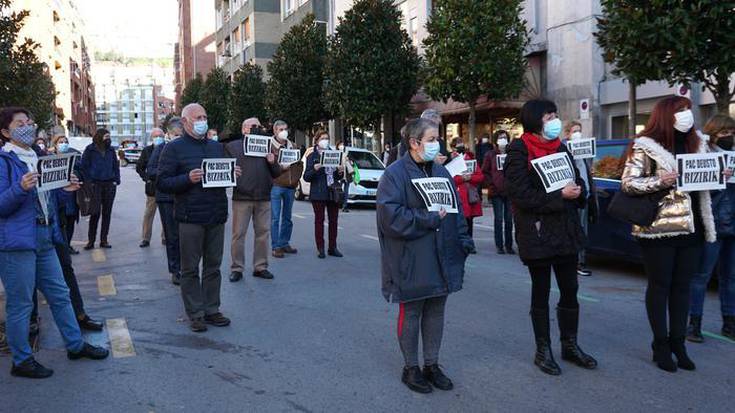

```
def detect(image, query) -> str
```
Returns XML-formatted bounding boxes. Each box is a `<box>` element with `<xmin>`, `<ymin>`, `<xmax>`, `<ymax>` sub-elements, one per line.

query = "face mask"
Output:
<box><xmin>674</xmin><ymin>110</ymin><xmax>694</xmax><ymax>133</ymax></box>
<box><xmin>717</xmin><ymin>136</ymin><xmax>734</xmax><ymax>151</ymax></box>
<box><xmin>193</xmin><ymin>120</ymin><xmax>208</xmax><ymax>136</ymax></box>
<box><xmin>278</xmin><ymin>130</ymin><xmax>288</xmax><ymax>141</ymax></box>
<box><xmin>421</xmin><ymin>141</ymin><xmax>440</xmax><ymax>162</ymax></box>
<box><xmin>104</xmin><ymin>139</ymin><xmax>112</xmax><ymax>149</ymax></box>
<box><xmin>570</xmin><ymin>131</ymin><xmax>582</xmax><ymax>140</ymax></box>
<box><xmin>11</xmin><ymin>124</ymin><xmax>37</xmax><ymax>146</ymax></box>
<box><xmin>318</xmin><ymin>139</ymin><xmax>329</xmax><ymax>150</ymax></box>
<box><xmin>37</xmin><ymin>143</ymin><xmax>46</xmax><ymax>150</ymax></box>
<box><xmin>497</xmin><ymin>138</ymin><xmax>508</xmax><ymax>148</ymax></box>
<box><xmin>153</xmin><ymin>137</ymin><xmax>165</xmax><ymax>146</ymax></box>
<box><xmin>58</xmin><ymin>143</ymin><xmax>70</xmax><ymax>152</ymax></box>
<box><xmin>543</xmin><ymin>118</ymin><xmax>562</xmax><ymax>140</ymax></box>
<box><xmin>482</xmin><ymin>138</ymin><xmax>489</xmax><ymax>144</ymax></box>
<box><xmin>455</xmin><ymin>144</ymin><xmax>465</xmax><ymax>153</ymax></box>
<box><xmin>211</xmin><ymin>135</ymin><xmax>219</xmax><ymax>142</ymax></box>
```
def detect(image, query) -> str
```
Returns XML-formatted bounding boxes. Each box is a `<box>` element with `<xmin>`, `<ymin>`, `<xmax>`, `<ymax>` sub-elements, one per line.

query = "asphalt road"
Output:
<box><xmin>1</xmin><ymin>166</ymin><xmax>733</xmax><ymax>412</ymax></box>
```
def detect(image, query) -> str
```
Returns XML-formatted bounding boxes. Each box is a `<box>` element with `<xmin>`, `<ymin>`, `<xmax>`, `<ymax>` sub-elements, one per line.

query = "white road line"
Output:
<box><xmin>475</xmin><ymin>224</ymin><xmax>494</xmax><ymax>230</ymax></box>
<box><xmin>106</xmin><ymin>318</ymin><xmax>136</xmax><ymax>358</ymax></box>
<box><xmin>360</xmin><ymin>234</ymin><xmax>379</xmax><ymax>241</ymax></box>
<box><xmin>293</xmin><ymin>213</ymin><xmax>307</xmax><ymax>219</ymax></box>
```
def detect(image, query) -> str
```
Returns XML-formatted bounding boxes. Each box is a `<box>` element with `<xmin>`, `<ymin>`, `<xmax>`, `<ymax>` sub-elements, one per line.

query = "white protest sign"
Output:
<box><xmin>567</xmin><ymin>137</ymin><xmax>597</xmax><ymax>160</ymax></box>
<box><xmin>243</xmin><ymin>134</ymin><xmax>271</xmax><ymax>157</ymax></box>
<box><xmin>278</xmin><ymin>148</ymin><xmax>301</xmax><ymax>166</ymax></box>
<box><xmin>676</xmin><ymin>153</ymin><xmax>725</xmax><ymax>191</ymax></box>
<box><xmin>201</xmin><ymin>158</ymin><xmax>237</xmax><ymax>188</ymax></box>
<box><xmin>411</xmin><ymin>177</ymin><xmax>459</xmax><ymax>214</ymax></box>
<box><xmin>445</xmin><ymin>155</ymin><xmax>468</xmax><ymax>177</ymax></box>
<box><xmin>724</xmin><ymin>151</ymin><xmax>735</xmax><ymax>183</ymax></box>
<box><xmin>465</xmin><ymin>159</ymin><xmax>477</xmax><ymax>173</ymax></box>
<box><xmin>496</xmin><ymin>154</ymin><xmax>507</xmax><ymax>171</ymax></box>
<box><xmin>36</xmin><ymin>153</ymin><xmax>77</xmax><ymax>192</ymax></box>
<box><xmin>320</xmin><ymin>150</ymin><xmax>343</xmax><ymax>167</ymax></box>
<box><xmin>531</xmin><ymin>152</ymin><xmax>576</xmax><ymax>193</ymax></box>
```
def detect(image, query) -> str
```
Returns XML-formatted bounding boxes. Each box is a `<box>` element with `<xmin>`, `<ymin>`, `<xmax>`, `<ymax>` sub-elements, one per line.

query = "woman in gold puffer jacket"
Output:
<box><xmin>621</xmin><ymin>96</ymin><xmax>716</xmax><ymax>374</ymax></box>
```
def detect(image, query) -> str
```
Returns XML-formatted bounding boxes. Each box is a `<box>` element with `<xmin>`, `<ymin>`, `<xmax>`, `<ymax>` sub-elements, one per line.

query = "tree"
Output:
<box><xmin>0</xmin><ymin>0</ymin><xmax>56</xmax><ymax>128</ymax></box>
<box><xmin>228</xmin><ymin>63</ymin><xmax>267</xmax><ymax>136</ymax></box>
<box><xmin>423</xmin><ymin>0</ymin><xmax>529</xmax><ymax>144</ymax></box>
<box><xmin>266</xmin><ymin>13</ymin><xmax>328</xmax><ymax>135</ymax></box>
<box><xmin>597</xmin><ymin>1</ymin><xmax>735</xmax><ymax>120</ymax></box>
<box><xmin>180</xmin><ymin>72</ymin><xmax>204</xmax><ymax>109</ymax></box>
<box><xmin>324</xmin><ymin>0</ymin><xmax>420</xmax><ymax>139</ymax></box>
<box><xmin>200</xmin><ymin>67</ymin><xmax>231</xmax><ymax>135</ymax></box>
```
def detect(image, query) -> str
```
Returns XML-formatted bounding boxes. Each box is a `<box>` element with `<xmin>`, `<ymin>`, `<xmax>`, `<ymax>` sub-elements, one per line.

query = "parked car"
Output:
<box><xmin>296</xmin><ymin>146</ymin><xmax>385</xmax><ymax>205</ymax></box>
<box><xmin>117</xmin><ymin>140</ymin><xmax>141</xmax><ymax>167</ymax></box>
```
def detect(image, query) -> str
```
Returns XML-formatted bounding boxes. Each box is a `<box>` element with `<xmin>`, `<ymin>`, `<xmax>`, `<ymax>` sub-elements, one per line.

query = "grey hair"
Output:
<box><xmin>273</xmin><ymin>120</ymin><xmax>288</xmax><ymax>128</ymax></box>
<box><xmin>401</xmin><ymin>118</ymin><xmax>439</xmax><ymax>148</ymax></box>
<box><xmin>167</xmin><ymin>117</ymin><xmax>183</xmax><ymax>134</ymax></box>
<box><xmin>420</xmin><ymin>109</ymin><xmax>442</xmax><ymax>126</ymax></box>
<box><xmin>150</xmin><ymin>127</ymin><xmax>164</xmax><ymax>137</ymax></box>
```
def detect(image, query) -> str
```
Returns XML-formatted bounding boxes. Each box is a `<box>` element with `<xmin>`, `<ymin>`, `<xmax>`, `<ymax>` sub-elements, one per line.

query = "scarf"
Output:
<box><xmin>520</xmin><ymin>132</ymin><xmax>561</xmax><ymax>168</ymax></box>
<box><xmin>3</xmin><ymin>142</ymin><xmax>49</xmax><ymax>222</ymax></box>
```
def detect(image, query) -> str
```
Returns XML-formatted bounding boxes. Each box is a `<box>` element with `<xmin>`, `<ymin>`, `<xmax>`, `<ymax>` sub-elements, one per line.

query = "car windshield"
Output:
<box><xmin>348</xmin><ymin>151</ymin><xmax>384</xmax><ymax>170</ymax></box>
<box><xmin>593</xmin><ymin>142</ymin><xmax>628</xmax><ymax>180</ymax></box>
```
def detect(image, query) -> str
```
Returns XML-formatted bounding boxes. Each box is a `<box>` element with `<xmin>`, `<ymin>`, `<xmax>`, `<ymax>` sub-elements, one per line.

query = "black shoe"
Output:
<box><xmin>171</xmin><ymin>273</ymin><xmax>181</xmax><ymax>286</ymax></box>
<box><xmin>78</xmin><ymin>315</ymin><xmax>104</xmax><ymax>332</ymax></box>
<box><xmin>687</xmin><ymin>316</ymin><xmax>704</xmax><ymax>343</ymax></box>
<box><xmin>652</xmin><ymin>340</ymin><xmax>677</xmax><ymax>372</ymax></box>
<box><xmin>99</xmin><ymin>242</ymin><xmax>112</xmax><ymax>249</ymax></box>
<box><xmin>83</xmin><ymin>242</ymin><xmax>94</xmax><ymax>250</ymax></box>
<box><xmin>190</xmin><ymin>317</ymin><xmax>208</xmax><ymax>332</ymax></box>
<box><xmin>10</xmin><ymin>357</ymin><xmax>53</xmax><ymax>379</ymax></box>
<box><xmin>69</xmin><ymin>247</ymin><xmax>80</xmax><ymax>255</ymax></box>
<box><xmin>67</xmin><ymin>343</ymin><xmax>109</xmax><ymax>360</ymax></box>
<box><xmin>423</xmin><ymin>364</ymin><xmax>454</xmax><ymax>391</ymax></box>
<box><xmin>401</xmin><ymin>366</ymin><xmax>432</xmax><ymax>394</ymax></box>
<box><xmin>722</xmin><ymin>316</ymin><xmax>735</xmax><ymax>340</ymax></box>
<box><xmin>531</xmin><ymin>308</ymin><xmax>561</xmax><ymax>375</ymax></box>
<box><xmin>576</xmin><ymin>266</ymin><xmax>592</xmax><ymax>277</ymax></box>
<box><xmin>506</xmin><ymin>247</ymin><xmax>516</xmax><ymax>255</ymax></box>
<box><xmin>253</xmin><ymin>270</ymin><xmax>274</xmax><ymax>280</ymax></box>
<box><xmin>204</xmin><ymin>313</ymin><xmax>231</xmax><ymax>327</ymax></box>
<box><xmin>283</xmin><ymin>245</ymin><xmax>298</xmax><ymax>254</ymax></box>
<box><xmin>229</xmin><ymin>271</ymin><xmax>243</xmax><ymax>282</ymax></box>
<box><xmin>342</xmin><ymin>208</ymin><xmax>350</xmax><ymax>213</ymax></box>
<box><xmin>670</xmin><ymin>336</ymin><xmax>696</xmax><ymax>371</ymax></box>
<box><xmin>328</xmin><ymin>248</ymin><xmax>343</xmax><ymax>257</ymax></box>
<box><xmin>139</xmin><ymin>240</ymin><xmax>150</xmax><ymax>248</ymax></box>
<box><xmin>557</xmin><ymin>307</ymin><xmax>597</xmax><ymax>369</ymax></box>
<box><xmin>318</xmin><ymin>250</ymin><xmax>326</xmax><ymax>259</ymax></box>
<box><xmin>497</xmin><ymin>247</ymin><xmax>506</xmax><ymax>255</ymax></box>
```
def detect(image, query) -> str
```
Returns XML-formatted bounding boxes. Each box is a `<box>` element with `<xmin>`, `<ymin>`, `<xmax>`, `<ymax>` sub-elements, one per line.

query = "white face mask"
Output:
<box><xmin>277</xmin><ymin>130</ymin><xmax>288</xmax><ymax>141</ymax></box>
<box><xmin>497</xmin><ymin>138</ymin><xmax>508</xmax><ymax>148</ymax></box>
<box><xmin>570</xmin><ymin>131</ymin><xmax>583</xmax><ymax>140</ymax></box>
<box><xmin>481</xmin><ymin>138</ymin><xmax>489</xmax><ymax>144</ymax></box>
<box><xmin>318</xmin><ymin>139</ymin><xmax>329</xmax><ymax>150</ymax></box>
<box><xmin>674</xmin><ymin>110</ymin><xmax>694</xmax><ymax>133</ymax></box>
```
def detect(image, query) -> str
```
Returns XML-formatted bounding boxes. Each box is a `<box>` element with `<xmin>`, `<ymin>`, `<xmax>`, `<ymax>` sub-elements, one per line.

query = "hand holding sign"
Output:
<box><xmin>438</xmin><ymin>208</ymin><xmax>447</xmax><ymax>219</ymax></box>
<box><xmin>659</xmin><ymin>170</ymin><xmax>678</xmax><ymax>188</ymax></box>
<box><xmin>21</xmin><ymin>172</ymin><xmax>39</xmax><ymax>192</ymax></box>
<box><xmin>561</xmin><ymin>182</ymin><xmax>581</xmax><ymax>199</ymax></box>
<box><xmin>189</xmin><ymin>168</ymin><xmax>204</xmax><ymax>183</ymax></box>
<box><xmin>63</xmin><ymin>173</ymin><xmax>81</xmax><ymax>192</ymax></box>
<box><xmin>266</xmin><ymin>153</ymin><xmax>275</xmax><ymax>164</ymax></box>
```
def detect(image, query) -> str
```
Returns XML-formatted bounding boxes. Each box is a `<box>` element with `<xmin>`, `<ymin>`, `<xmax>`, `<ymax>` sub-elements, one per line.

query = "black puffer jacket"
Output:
<box><xmin>504</xmin><ymin>139</ymin><xmax>586</xmax><ymax>265</ymax></box>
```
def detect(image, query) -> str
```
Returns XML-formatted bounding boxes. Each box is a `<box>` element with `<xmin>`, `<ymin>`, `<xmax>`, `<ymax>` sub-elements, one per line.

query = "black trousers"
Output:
<box><xmin>466</xmin><ymin>217</ymin><xmax>474</xmax><ymax>237</ymax></box>
<box><xmin>640</xmin><ymin>242</ymin><xmax>702</xmax><ymax>341</ymax></box>
<box><xmin>65</xmin><ymin>215</ymin><xmax>76</xmax><ymax>244</ymax></box>
<box><xmin>528</xmin><ymin>260</ymin><xmax>579</xmax><ymax>311</ymax></box>
<box><xmin>158</xmin><ymin>202</ymin><xmax>180</xmax><ymax>275</ymax></box>
<box><xmin>88</xmin><ymin>181</ymin><xmax>116</xmax><ymax>244</ymax></box>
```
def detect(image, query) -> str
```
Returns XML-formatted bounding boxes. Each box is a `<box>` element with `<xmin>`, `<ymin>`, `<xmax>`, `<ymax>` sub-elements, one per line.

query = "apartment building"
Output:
<box><xmin>175</xmin><ymin>0</ymin><xmax>217</xmax><ymax>109</ymax></box>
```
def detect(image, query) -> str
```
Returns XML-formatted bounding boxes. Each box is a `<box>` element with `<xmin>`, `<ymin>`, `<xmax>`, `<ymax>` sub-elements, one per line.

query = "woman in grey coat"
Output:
<box><xmin>376</xmin><ymin>118</ymin><xmax>474</xmax><ymax>394</ymax></box>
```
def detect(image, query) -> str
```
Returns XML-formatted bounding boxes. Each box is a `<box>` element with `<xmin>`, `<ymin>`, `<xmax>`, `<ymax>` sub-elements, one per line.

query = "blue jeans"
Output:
<box><xmin>270</xmin><ymin>186</ymin><xmax>295</xmax><ymax>250</ymax></box>
<box><xmin>0</xmin><ymin>225</ymin><xmax>84</xmax><ymax>365</ymax></box>
<box><xmin>491</xmin><ymin>195</ymin><xmax>513</xmax><ymax>250</ymax></box>
<box><xmin>690</xmin><ymin>238</ymin><xmax>735</xmax><ymax>317</ymax></box>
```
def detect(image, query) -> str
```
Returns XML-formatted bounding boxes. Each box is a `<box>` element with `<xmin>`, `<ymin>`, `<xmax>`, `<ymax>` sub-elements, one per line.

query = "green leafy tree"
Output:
<box><xmin>266</xmin><ymin>13</ymin><xmax>328</xmax><ymax>135</ymax></box>
<box><xmin>423</xmin><ymin>0</ymin><xmax>529</xmax><ymax>144</ymax></box>
<box><xmin>0</xmin><ymin>0</ymin><xmax>56</xmax><ymax>128</ymax></box>
<box><xmin>200</xmin><ymin>67</ymin><xmax>231</xmax><ymax>135</ymax></box>
<box><xmin>324</xmin><ymin>0</ymin><xmax>420</xmax><ymax>138</ymax></box>
<box><xmin>228</xmin><ymin>63</ymin><xmax>267</xmax><ymax>136</ymax></box>
<box><xmin>180</xmin><ymin>72</ymin><xmax>204</xmax><ymax>109</ymax></box>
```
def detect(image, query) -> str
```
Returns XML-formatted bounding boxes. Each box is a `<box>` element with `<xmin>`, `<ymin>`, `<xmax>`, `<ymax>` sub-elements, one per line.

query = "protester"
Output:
<box><xmin>225</xmin><ymin>117</ymin><xmax>281</xmax><ymax>281</ymax></box>
<box><xmin>563</xmin><ymin>121</ymin><xmax>598</xmax><ymax>277</ymax></box>
<box><xmin>687</xmin><ymin>114</ymin><xmax>735</xmax><ymax>342</ymax></box>
<box><xmin>270</xmin><ymin>120</ymin><xmax>302</xmax><ymax>258</ymax></box>
<box><xmin>337</xmin><ymin>141</ymin><xmax>354</xmax><ymax>213</ymax></box>
<box><xmin>420</xmin><ymin>109</ymin><xmax>449</xmax><ymax>165</ymax></box>
<box><xmin>621</xmin><ymin>96</ymin><xmax>715</xmax><ymax>372</ymax></box>
<box><xmin>50</xmin><ymin>135</ymin><xmax>81</xmax><ymax>254</ymax></box>
<box><xmin>0</xmin><ymin>107</ymin><xmax>108</xmax><ymax>378</ymax></box>
<box><xmin>505</xmin><ymin>99</ymin><xmax>597</xmax><ymax>376</ymax></box>
<box><xmin>81</xmin><ymin>128</ymin><xmax>120</xmax><ymax>249</ymax></box>
<box><xmin>33</xmin><ymin>137</ymin><xmax>46</xmax><ymax>152</ymax></box>
<box><xmin>382</xmin><ymin>143</ymin><xmax>391</xmax><ymax>165</ymax></box>
<box><xmin>207</xmin><ymin>128</ymin><xmax>219</xmax><ymax>141</ymax></box>
<box><xmin>303</xmin><ymin>130</ymin><xmax>344</xmax><ymax>258</ymax></box>
<box><xmin>157</xmin><ymin>103</ymin><xmax>239</xmax><ymax>332</ymax></box>
<box><xmin>377</xmin><ymin>117</ymin><xmax>474</xmax><ymax>394</ymax></box>
<box><xmin>476</xmin><ymin>134</ymin><xmax>492</xmax><ymax>169</ymax></box>
<box><xmin>136</xmin><ymin>128</ymin><xmax>165</xmax><ymax>248</ymax></box>
<box><xmin>449</xmin><ymin>137</ymin><xmax>483</xmax><ymax>242</ymax></box>
<box><xmin>482</xmin><ymin>130</ymin><xmax>514</xmax><ymax>254</ymax></box>
<box><xmin>147</xmin><ymin>118</ymin><xmax>183</xmax><ymax>285</ymax></box>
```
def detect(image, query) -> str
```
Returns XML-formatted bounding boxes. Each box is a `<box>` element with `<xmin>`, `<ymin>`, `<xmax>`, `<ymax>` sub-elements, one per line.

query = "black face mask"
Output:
<box><xmin>104</xmin><ymin>140</ymin><xmax>111</xmax><ymax>149</ymax></box>
<box><xmin>455</xmin><ymin>145</ymin><xmax>465</xmax><ymax>153</ymax></box>
<box><xmin>717</xmin><ymin>136</ymin><xmax>734</xmax><ymax>151</ymax></box>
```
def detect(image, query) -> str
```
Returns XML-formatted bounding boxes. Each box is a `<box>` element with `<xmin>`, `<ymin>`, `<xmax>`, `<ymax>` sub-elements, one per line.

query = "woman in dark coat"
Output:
<box><xmin>377</xmin><ymin>118</ymin><xmax>474</xmax><ymax>394</ymax></box>
<box><xmin>482</xmin><ymin>130</ymin><xmax>514</xmax><ymax>254</ymax></box>
<box><xmin>505</xmin><ymin>99</ymin><xmax>597</xmax><ymax>376</ymax></box>
<box><xmin>81</xmin><ymin>128</ymin><xmax>119</xmax><ymax>249</ymax></box>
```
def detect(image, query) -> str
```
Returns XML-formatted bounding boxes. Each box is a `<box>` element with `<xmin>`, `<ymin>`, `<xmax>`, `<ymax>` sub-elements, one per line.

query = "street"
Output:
<box><xmin>1</xmin><ymin>166</ymin><xmax>733</xmax><ymax>413</ymax></box>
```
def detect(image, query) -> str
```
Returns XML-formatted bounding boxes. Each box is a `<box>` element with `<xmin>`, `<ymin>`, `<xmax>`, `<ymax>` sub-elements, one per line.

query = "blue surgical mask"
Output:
<box><xmin>422</xmin><ymin>141</ymin><xmax>440</xmax><ymax>161</ymax></box>
<box><xmin>153</xmin><ymin>137</ymin><xmax>165</xmax><ymax>146</ymax></box>
<box><xmin>543</xmin><ymin>118</ymin><xmax>562</xmax><ymax>140</ymax></box>
<box><xmin>58</xmin><ymin>143</ymin><xmax>70</xmax><ymax>152</ymax></box>
<box><xmin>193</xmin><ymin>120</ymin><xmax>208</xmax><ymax>137</ymax></box>
<box><xmin>11</xmin><ymin>124</ymin><xmax>37</xmax><ymax>146</ymax></box>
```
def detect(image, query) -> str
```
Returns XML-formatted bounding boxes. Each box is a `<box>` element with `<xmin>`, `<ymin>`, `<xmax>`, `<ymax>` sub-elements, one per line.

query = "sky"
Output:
<box><xmin>75</xmin><ymin>0</ymin><xmax>178</xmax><ymax>59</ymax></box>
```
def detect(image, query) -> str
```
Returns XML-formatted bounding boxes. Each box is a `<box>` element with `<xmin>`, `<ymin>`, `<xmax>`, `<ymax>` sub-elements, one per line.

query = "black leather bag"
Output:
<box><xmin>607</xmin><ymin>189</ymin><xmax>668</xmax><ymax>227</ymax></box>
<box><xmin>329</xmin><ymin>182</ymin><xmax>345</xmax><ymax>204</ymax></box>
<box><xmin>77</xmin><ymin>182</ymin><xmax>100</xmax><ymax>217</ymax></box>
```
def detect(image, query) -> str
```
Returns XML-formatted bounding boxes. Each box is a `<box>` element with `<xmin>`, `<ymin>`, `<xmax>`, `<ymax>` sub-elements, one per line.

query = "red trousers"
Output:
<box><xmin>311</xmin><ymin>201</ymin><xmax>339</xmax><ymax>251</ymax></box>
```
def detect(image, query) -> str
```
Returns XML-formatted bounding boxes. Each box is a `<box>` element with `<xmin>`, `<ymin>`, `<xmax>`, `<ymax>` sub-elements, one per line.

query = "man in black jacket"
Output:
<box><xmin>157</xmin><ymin>103</ymin><xmax>241</xmax><ymax>333</ymax></box>
<box><xmin>136</xmin><ymin>128</ymin><xmax>165</xmax><ymax>248</ymax></box>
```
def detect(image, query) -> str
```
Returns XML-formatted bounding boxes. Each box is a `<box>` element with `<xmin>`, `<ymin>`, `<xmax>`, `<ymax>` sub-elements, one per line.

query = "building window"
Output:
<box><xmin>243</xmin><ymin>18</ymin><xmax>250</xmax><ymax>43</ymax></box>
<box><xmin>232</xmin><ymin>26</ymin><xmax>241</xmax><ymax>50</ymax></box>
<box><xmin>284</xmin><ymin>0</ymin><xmax>294</xmax><ymax>18</ymax></box>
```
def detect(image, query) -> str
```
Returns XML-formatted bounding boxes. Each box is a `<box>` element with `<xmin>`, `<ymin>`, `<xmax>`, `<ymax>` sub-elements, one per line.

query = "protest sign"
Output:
<box><xmin>567</xmin><ymin>137</ymin><xmax>596</xmax><ymax>160</ymax></box>
<box><xmin>243</xmin><ymin>135</ymin><xmax>271</xmax><ymax>157</ymax></box>
<box><xmin>201</xmin><ymin>158</ymin><xmax>237</xmax><ymax>188</ymax></box>
<box><xmin>411</xmin><ymin>177</ymin><xmax>459</xmax><ymax>214</ymax></box>
<box><xmin>530</xmin><ymin>152</ymin><xmax>576</xmax><ymax>193</ymax></box>
<box><xmin>465</xmin><ymin>159</ymin><xmax>477</xmax><ymax>173</ymax></box>
<box><xmin>36</xmin><ymin>154</ymin><xmax>77</xmax><ymax>192</ymax></box>
<box><xmin>278</xmin><ymin>148</ymin><xmax>301</xmax><ymax>166</ymax></box>
<box><xmin>676</xmin><ymin>153</ymin><xmax>725</xmax><ymax>191</ymax></box>
<box><xmin>445</xmin><ymin>155</ymin><xmax>468</xmax><ymax>177</ymax></box>
<box><xmin>320</xmin><ymin>150</ymin><xmax>343</xmax><ymax>167</ymax></box>
<box><xmin>724</xmin><ymin>151</ymin><xmax>735</xmax><ymax>183</ymax></box>
<box><xmin>496</xmin><ymin>154</ymin><xmax>507</xmax><ymax>171</ymax></box>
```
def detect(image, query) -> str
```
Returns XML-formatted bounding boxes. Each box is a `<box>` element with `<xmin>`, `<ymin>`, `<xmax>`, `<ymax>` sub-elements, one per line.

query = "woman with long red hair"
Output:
<box><xmin>621</xmin><ymin>96</ymin><xmax>716</xmax><ymax>372</ymax></box>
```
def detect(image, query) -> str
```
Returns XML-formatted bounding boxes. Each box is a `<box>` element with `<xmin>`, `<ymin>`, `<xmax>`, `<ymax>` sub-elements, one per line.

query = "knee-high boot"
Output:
<box><xmin>557</xmin><ymin>307</ymin><xmax>598</xmax><ymax>369</ymax></box>
<box><xmin>531</xmin><ymin>307</ymin><xmax>561</xmax><ymax>376</ymax></box>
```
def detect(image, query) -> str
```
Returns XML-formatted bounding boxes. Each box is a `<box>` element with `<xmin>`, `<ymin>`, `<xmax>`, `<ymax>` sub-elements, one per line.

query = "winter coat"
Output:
<box><xmin>81</xmin><ymin>143</ymin><xmax>120</xmax><ymax>184</ymax></box>
<box><xmin>224</xmin><ymin>138</ymin><xmax>281</xmax><ymax>202</ymax></box>
<box><xmin>504</xmin><ymin>139</ymin><xmax>587</xmax><ymax>264</ymax></box>
<box><xmin>156</xmin><ymin>132</ymin><xmax>229</xmax><ymax>225</ymax></box>
<box><xmin>136</xmin><ymin>144</ymin><xmax>156</xmax><ymax>197</ymax></box>
<box><xmin>451</xmin><ymin>152</ymin><xmax>484</xmax><ymax>218</ymax></box>
<box><xmin>476</xmin><ymin>142</ymin><xmax>493</xmax><ymax>169</ymax></box>
<box><xmin>55</xmin><ymin>148</ymin><xmax>81</xmax><ymax>217</ymax></box>
<box><xmin>303</xmin><ymin>148</ymin><xmax>342</xmax><ymax>202</ymax></box>
<box><xmin>146</xmin><ymin>143</ymin><xmax>173</xmax><ymax>203</ymax></box>
<box><xmin>0</xmin><ymin>150</ymin><xmax>65</xmax><ymax>251</ymax></box>
<box><xmin>376</xmin><ymin>153</ymin><xmax>475</xmax><ymax>303</ymax></box>
<box><xmin>482</xmin><ymin>149</ymin><xmax>507</xmax><ymax>196</ymax></box>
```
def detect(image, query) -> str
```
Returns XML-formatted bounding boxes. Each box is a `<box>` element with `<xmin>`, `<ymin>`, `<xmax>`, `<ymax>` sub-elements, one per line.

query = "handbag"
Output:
<box><xmin>77</xmin><ymin>182</ymin><xmax>100</xmax><ymax>217</ymax></box>
<box><xmin>607</xmin><ymin>189</ymin><xmax>668</xmax><ymax>227</ymax></box>
<box><xmin>329</xmin><ymin>182</ymin><xmax>345</xmax><ymax>204</ymax></box>
<box><xmin>466</xmin><ymin>183</ymin><xmax>480</xmax><ymax>204</ymax></box>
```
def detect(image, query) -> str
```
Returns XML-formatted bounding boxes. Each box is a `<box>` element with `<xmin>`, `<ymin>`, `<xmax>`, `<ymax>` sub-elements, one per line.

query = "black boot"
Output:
<box><xmin>530</xmin><ymin>308</ymin><xmax>561</xmax><ymax>376</ymax></box>
<box><xmin>423</xmin><ymin>364</ymin><xmax>453</xmax><ymax>391</ymax></box>
<box><xmin>669</xmin><ymin>336</ymin><xmax>696</xmax><ymax>371</ymax></box>
<box><xmin>651</xmin><ymin>339</ymin><xmax>677</xmax><ymax>372</ymax></box>
<box><xmin>686</xmin><ymin>316</ymin><xmax>704</xmax><ymax>343</ymax></box>
<box><xmin>401</xmin><ymin>366</ymin><xmax>432</xmax><ymax>393</ymax></box>
<box><xmin>722</xmin><ymin>315</ymin><xmax>735</xmax><ymax>340</ymax></box>
<box><xmin>557</xmin><ymin>307</ymin><xmax>598</xmax><ymax>369</ymax></box>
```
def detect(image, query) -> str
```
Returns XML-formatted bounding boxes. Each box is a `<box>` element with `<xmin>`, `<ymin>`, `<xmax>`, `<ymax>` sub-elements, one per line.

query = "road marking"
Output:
<box><xmin>360</xmin><ymin>234</ymin><xmax>379</xmax><ymax>241</ymax></box>
<box><xmin>702</xmin><ymin>331</ymin><xmax>735</xmax><ymax>344</ymax></box>
<box><xmin>475</xmin><ymin>224</ymin><xmax>494</xmax><ymax>230</ymax></box>
<box><xmin>106</xmin><ymin>318</ymin><xmax>136</xmax><ymax>358</ymax></box>
<box><xmin>70</xmin><ymin>240</ymin><xmax>86</xmax><ymax>247</ymax></box>
<box><xmin>91</xmin><ymin>249</ymin><xmax>106</xmax><ymax>263</ymax></box>
<box><xmin>293</xmin><ymin>213</ymin><xmax>307</xmax><ymax>219</ymax></box>
<box><xmin>97</xmin><ymin>275</ymin><xmax>117</xmax><ymax>296</ymax></box>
